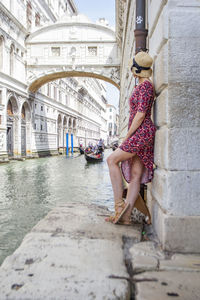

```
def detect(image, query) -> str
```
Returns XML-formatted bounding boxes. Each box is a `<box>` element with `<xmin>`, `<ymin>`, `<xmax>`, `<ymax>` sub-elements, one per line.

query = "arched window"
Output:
<box><xmin>0</xmin><ymin>36</ymin><xmax>4</xmax><ymax>71</ymax></box>
<box><xmin>21</xmin><ymin>105</ymin><xmax>26</xmax><ymax>119</ymax></box>
<box><xmin>7</xmin><ymin>100</ymin><xmax>13</xmax><ymax>116</ymax></box>
<box><xmin>10</xmin><ymin>44</ymin><xmax>15</xmax><ymax>76</ymax></box>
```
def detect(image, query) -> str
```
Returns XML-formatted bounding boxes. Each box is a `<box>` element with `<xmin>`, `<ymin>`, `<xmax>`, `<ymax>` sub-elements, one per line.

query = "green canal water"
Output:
<box><xmin>0</xmin><ymin>150</ymin><xmax>113</xmax><ymax>265</ymax></box>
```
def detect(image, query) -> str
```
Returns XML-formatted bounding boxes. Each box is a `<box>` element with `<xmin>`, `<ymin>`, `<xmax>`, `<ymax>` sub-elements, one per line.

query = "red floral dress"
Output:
<box><xmin>120</xmin><ymin>80</ymin><xmax>156</xmax><ymax>184</ymax></box>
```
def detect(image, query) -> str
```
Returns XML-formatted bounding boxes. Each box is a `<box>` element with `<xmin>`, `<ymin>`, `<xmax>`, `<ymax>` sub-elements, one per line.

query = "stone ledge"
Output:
<box><xmin>134</xmin><ymin>271</ymin><xmax>200</xmax><ymax>300</ymax></box>
<box><xmin>129</xmin><ymin>240</ymin><xmax>200</xmax><ymax>299</ymax></box>
<box><xmin>160</xmin><ymin>254</ymin><xmax>200</xmax><ymax>272</ymax></box>
<box><xmin>0</xmin><ymin>203</ymin><xmax>142</xmax><ymax>300</ymax></box>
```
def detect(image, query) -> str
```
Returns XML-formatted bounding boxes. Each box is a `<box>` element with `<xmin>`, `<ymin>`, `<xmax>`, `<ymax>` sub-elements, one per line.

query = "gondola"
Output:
<box><xmin>112</xmin><ymin>142</ymin><xmax>118</xmax><ymax>151</ymax></box>
<box><xmin>79</xmin><ymin>147</ymin><xmax>84</xmax><ymax>154</ymax></box>
<box><xmin>84</xmin><ymin>152</ymin><xmax>104</xmax><ymax>162</ymax></box>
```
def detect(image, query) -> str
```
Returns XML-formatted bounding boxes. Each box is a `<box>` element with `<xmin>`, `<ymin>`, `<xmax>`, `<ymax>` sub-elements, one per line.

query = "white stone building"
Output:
<box><xmin>0</xmin><ymin>0</ymin><xmax>110</xmax><ymax>158</ymax></box>
<box><xmin>116</xmin><ymin>0</ymin><xmax>200</xmax><ymax>253</ymax></box>
<box><xmin>106</xmin><ymin>104</ymin><xmax>119</xmax><ymax>145</ymax></box>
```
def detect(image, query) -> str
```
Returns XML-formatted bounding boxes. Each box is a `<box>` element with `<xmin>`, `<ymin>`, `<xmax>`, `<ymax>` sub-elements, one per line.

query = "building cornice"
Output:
<box><xmin>0</xmin><ymin>2</ymin><xmax>27</xmax><ymax>34</ymax></box>
<box><xmin>0</xmin><ymin>72</ymin><xmax>28</xmax><ymax>97</ymax></box>
<box><xmin>37</xmin><ymin>0</ymin><xmax>57</xmax><ymax>23</ymax></box>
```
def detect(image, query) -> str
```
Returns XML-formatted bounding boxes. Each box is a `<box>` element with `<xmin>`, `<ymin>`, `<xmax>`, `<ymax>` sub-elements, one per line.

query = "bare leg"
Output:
<box><xmin>106</xmin><ymin>148</ymin><xmax>135</xmax><ymax>203</ymax></box>
<box><xmin>123</xmin><ymin>155</ymin><xmax>145</xmax><ymax>219</ymax></box>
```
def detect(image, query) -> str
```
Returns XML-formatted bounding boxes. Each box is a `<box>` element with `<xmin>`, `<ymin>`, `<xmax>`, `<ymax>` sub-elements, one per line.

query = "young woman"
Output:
<box><xmin>106</xmin><ymin>51</ymin><xmax>156</xmax><ymax>225</ymax></box>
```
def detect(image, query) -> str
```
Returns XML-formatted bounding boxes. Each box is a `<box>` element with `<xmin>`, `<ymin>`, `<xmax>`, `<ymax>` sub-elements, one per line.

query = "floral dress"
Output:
<box><xmin>119</xmin><ymin>80</ymin><xmax>156</xmax><ymax>184</ymax></box>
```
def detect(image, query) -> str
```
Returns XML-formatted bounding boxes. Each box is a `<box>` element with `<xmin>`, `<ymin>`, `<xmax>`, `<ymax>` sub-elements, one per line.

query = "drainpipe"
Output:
<box><xmin>134</xmin><ymin>0</ymin><xmax>148</xmax><ymax>53</ymax></box>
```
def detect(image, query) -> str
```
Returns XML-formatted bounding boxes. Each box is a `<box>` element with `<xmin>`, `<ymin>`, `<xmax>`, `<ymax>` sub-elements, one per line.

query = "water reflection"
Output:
<box><xmin>0</xmin><ymin>150</ymin><xmax>113</xmax><ymax>265</ymax></box>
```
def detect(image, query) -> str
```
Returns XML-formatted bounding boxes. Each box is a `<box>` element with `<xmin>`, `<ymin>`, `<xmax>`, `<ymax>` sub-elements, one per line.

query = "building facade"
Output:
<box><xmin>0</xmin><ymin>0</ymin><xmax>108</xmax><ymax>159</ymax></box>
<box><xmin>106</xmin><ymin>104</ymin><xmax>119</xmax><ymax>145</ymax></box>
<box><xmin>116</xmin><ymin>0</ymin><xmax>200</xmax><ymax>252</ymax></box>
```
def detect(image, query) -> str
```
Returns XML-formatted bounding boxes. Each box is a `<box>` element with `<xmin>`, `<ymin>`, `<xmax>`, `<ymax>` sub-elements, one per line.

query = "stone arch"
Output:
<box><xmin>28</xmin><ymin>70</ymin><xmax>120</xmax><ymax>93</ymax></box>
<box><xmin>57</xmin><ymin>114</ymin><xmax>62</xmax><ymax>150</ymax></box>
<box><xmin>7</xmin><ymin>95</ymin><xmax>18</xmax><ymax>115</ymax></box>
<box><xmin>73</xmin><ymin>119</ymin><xmax>76</xmax><ymax>129</ymax></box>
<box><xmin>20</xmin><ymin>101</ymin><xmax>31</xmax><ymax>156</ymax></box>
<box><xmin>21</xmin><ymin>101</ymin><xmax>31</xmax><ymax>122</ymax></box>
<box><xmin>57</xmin><ymin>114</ymin><xmax>62</xmax><ymax>127</ymax></box>
<box><xmin>63</xmin><ymin>116</ymin><xmax>67</xmax><ymax>128</ymax></box>
<box><xmin>6</xmin><ymin>95</ymin><xmax>19</xmax><ymax>157</ymax></box>
<box><xmin>68</xmin><ymin>117</ymin><xmax>72</xmax><ymax>129</ymax></box>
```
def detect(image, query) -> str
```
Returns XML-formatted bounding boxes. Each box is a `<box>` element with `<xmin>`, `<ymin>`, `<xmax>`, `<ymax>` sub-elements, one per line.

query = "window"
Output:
<box><xmin>41</xmin><ymin>105</ymin><xmax>43</xmax><ymax>111</ymax></box>
<box><xmin>54</xmin><ymin>87</ymin><xmax>57</xmax><ymax>99</ymax></box>
<box><xmin>51</xmin><ymin>47</ymin><xmax>60</xmax><ymax>56</ymax></box>
<box><xmin>88</xmin><ymin>47</ymin><xmax>97</xmax><ymax>56</ymax></box>
<box><xmin>47</xmin><ymin>107</ymin><xmax>49</xmax><ymax>113</ymax></box>
<box><xmin>109</xmin><ymin>115</ymin><xmax>112</xmax><ymax>119</ymax></box>
<box><xmin>110</xmin><ymin>108</ymin><xmax>112</xmax><ymax>112</ymax></box>
<box><xmin>0</xmin><ymin>90</ymin><xmax>2</xmax><ymax>104</ymax></box>
<box><xmin>109</xmin><ymin>122</ymin><xmax>112</xmax><ymax>129</ymax></box>
<box><xmin>35</xmin><ymin>103</ymin><xmax>37</xmax><ymax>109</ymax></box>
<box><xmin>40</xmin><ymin>124</ymin><xmax>43</xmax><ymax>131</ymax></box>
<box><xmin>59</xmin><ymin>91</ymin><xmax>62</xmax><ymax>102</ymax></box>
<box><xmin>34</xmin><ymin>123</ymin><xmax>36</xmax><ymax>130</ymax></box>
<box><xmin>65</xmin><ymin>95</ymin><xmax>68</xmax><ymax>105</ymax></box>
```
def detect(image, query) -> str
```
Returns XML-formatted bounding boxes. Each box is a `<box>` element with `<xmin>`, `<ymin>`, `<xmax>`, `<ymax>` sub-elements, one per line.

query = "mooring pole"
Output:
<box><xmin>66</xmin><ymin>133</ymin><xmax>69</xmax><ymax>156</ymax></box>
<box><xmin>71</xmin><ymin>133</ymin><xmax>73</xmax><ymax>155</ymax></box>
<box><xmin>134</xmin><ymin>0</ymin><xmax>148</xmax><ymax>53</ymax></box>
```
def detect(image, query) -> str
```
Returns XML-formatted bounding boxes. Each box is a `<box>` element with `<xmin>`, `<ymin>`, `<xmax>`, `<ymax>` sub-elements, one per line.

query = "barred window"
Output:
<box><xmin>51</xmin><ymin>47</ymin><xmax>60</xmax><ymax>56</ymax></box>
<box><xmin>88</xmin><ymin>47</ymin><xmax>97</xmax><ymax>56</ymax></box>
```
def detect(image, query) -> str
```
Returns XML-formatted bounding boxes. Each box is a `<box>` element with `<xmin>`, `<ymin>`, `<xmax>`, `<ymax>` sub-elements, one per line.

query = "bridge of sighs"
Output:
<box><xmin>26</xmin><ymin>15</ymin><xmax>121</xmax><ymax>93</ymax></box>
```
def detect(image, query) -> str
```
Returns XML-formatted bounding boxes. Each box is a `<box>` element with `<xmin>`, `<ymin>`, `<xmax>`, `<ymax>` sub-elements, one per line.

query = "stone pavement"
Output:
<box><xmin>131</xmin><ymin>226</ymin><xmax>200</xmax><ymax>300</ymax></box>
<box><xmin>0</xmin><ymin>203</ymin><xmax>141</xmax><ymax>300</ymax></box>
<box><xmin>0</xmin><ymin>203</ymin><xmax>200</xmax><ymax>300</ymax></box>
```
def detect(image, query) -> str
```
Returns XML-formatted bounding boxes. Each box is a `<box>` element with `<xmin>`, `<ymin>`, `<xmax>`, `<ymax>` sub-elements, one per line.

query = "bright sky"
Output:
<box><xmin>74</xmin><ymin>0</ymin><xmax>116</xmax><ymax>27</ymax></box>
<box><xmin>74</xmin><ymin>0</ymin><xmax>119</xmax><ymax>111</ymax></box>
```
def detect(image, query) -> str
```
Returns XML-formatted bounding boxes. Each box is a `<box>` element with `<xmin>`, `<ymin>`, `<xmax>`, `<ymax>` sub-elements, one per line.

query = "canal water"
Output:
<box><xmin>0</xmin><ymin>150</ymin><xmax>113</xmax><ymax>265</ymax></box>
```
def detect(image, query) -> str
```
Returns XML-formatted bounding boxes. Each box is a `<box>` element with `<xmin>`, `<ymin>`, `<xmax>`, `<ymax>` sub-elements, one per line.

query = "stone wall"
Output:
<box><xmin>118</xmin><ymin>0</ymin><xmax>200</xmax><ymax>252</ymax></box>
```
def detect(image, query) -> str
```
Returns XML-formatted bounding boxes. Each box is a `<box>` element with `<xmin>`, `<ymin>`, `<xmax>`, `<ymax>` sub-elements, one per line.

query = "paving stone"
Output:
<box><xmin>0</xmin><ymin>203</ymin><xmax>142</xmax><ymax>300</ymax></box>
<box><xmin>135</xmin><ymin>271</ymin><xmax>200</xmax><ymax>300</ymax></box>
<box><xmin>129</xmin><ymin>241</ymin><xmax>165</xmax><ymax>260</ymax></box>
<box><xmin>160</xmin><ymin>254</ymin><xmax>200</xmax><ymax>272</ymax></box>
<box><xmin>132</xmin><ymin>255</ymin><xmax>158</xmax><ymax>272</ymax></box>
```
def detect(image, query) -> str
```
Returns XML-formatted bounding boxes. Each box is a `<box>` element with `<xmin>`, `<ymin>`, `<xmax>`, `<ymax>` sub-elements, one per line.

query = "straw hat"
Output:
<box><xmin>129</xmin><ymin>51</ymin><xmax>153</xmax><ymax>78</ymax></box>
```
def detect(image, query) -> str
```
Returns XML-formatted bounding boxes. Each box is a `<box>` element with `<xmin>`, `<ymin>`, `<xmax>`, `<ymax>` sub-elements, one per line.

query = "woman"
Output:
<box><xmin>106</xmin><ymin>51</ymin><xmax>156</xmax><ymax>225</ymax></box>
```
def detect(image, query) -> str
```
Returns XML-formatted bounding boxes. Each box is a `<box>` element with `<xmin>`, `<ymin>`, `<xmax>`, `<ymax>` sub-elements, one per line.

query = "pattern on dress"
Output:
<box><xmin>120</xmin><ymin>80</ymin><xmax>156</xmax><ymax>184</ymax></box>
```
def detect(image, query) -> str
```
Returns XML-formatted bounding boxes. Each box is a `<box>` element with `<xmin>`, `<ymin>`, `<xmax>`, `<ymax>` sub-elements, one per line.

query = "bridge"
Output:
<box><xmin>26</xmin><ymin>15</ymin><xmax>121</xmax><ymax>92</ymax></box>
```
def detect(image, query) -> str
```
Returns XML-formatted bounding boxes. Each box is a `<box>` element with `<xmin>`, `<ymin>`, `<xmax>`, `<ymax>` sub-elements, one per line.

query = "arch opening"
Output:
<box><xmin>28</xmin><ymin>71</ymin><xmax>120</xmax><ymax>94</ymax></box>
<box><xmin>6</xmin><ymin>96</ymin><xmax>18</xmax><ymax>157</ymax></box>
<box><xmin>21</xmin><ymin>102</ymin><xmax>31</xmax><ymax>156</ymax></box>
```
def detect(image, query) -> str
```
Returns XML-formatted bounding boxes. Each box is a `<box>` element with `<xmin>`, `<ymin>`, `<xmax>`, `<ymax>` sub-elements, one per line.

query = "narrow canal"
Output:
<box><xmin>0</xmin><ymin>150</ymin><xmax>113</xmax><ymax>265</ymax></box>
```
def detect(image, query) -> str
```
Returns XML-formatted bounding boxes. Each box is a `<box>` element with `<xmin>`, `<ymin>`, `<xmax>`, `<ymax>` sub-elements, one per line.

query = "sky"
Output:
<box><xmin>74</xmin><ymin>0</ymin><xmax>119</xmax><ymax>111</ymax></box>
<box><xmin>74</xmin><ymin>0</ymin><xmax>116</xmax><ymax>27</ymax></box>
